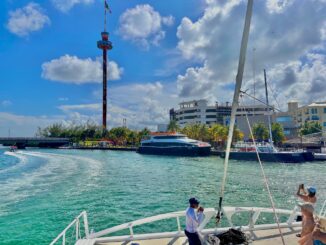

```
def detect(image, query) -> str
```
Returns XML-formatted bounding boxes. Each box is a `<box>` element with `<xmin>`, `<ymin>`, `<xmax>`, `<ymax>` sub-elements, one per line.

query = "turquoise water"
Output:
<box><xmin>0</xmin><ymin>148</ymin><xmax>325</xmax><ymax>244</ymax></box>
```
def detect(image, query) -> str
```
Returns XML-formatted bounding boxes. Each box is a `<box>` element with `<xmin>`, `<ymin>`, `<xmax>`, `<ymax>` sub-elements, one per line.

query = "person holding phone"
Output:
<box><xmin>185</xmin><ymin>197</ymin><xmax>205</xmax><ymax>245</ymax></box>
<box><xmin>297</xmin><ymin>184</ymin><xmax>317</xmax><ymax>204</ymax></box>
<box><xmin>296</xmin><ymin>184</ymin><xmax>317</xmax><ymax>238</ymax></box>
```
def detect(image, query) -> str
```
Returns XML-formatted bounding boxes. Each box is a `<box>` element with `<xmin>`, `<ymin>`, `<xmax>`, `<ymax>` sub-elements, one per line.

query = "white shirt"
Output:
<box><xmin>185</xmin><ymin>207</ymin><xmax>205</xmax><ymax>233</ymax></box>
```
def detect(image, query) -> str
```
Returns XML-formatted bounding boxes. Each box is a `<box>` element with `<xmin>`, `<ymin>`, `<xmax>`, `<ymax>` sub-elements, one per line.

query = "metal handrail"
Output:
<box><xmin>51</xmin><ymin>206</ymin><xmax>304</xmax><ymax>245</ymax></box>
<box><xmin>89</xmin><ymin>208</ymin><xmax>216</xmax><ymax>239</ymax></box>
<box><xmin>86</xmin><ymin>206</ymin><xmax>301</xmax><ymax>242</ymax></box>
<box><xmin>320</xmin><ymin>200</ymin><xmax>326</xmax><ymax>217</ymax></box>
<box><xmin>50</xmin><ymin>211</ymin><xmax>89</xmax><ymax>245</ymax></box>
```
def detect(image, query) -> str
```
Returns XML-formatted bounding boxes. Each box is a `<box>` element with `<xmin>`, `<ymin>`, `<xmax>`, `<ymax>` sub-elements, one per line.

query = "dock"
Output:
<box><xmin>71</xmin><ymin>146</ymin><xmax>137</xmax><ymax>151</ymax></box>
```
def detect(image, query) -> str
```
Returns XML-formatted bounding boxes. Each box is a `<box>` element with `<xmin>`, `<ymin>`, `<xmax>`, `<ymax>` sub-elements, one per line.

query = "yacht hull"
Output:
<box><xmin>137</xmin><ymin>146</ymin><xmax>211</xmax><ymax>156</ymax></box>
<box><xmin>220</xmin><ymin>151</ymin><xmax>314</xmax><ymax>163</ymax></box>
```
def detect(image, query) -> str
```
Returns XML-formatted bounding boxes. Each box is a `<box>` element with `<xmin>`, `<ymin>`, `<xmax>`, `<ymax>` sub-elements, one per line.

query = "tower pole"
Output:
<box><xmin>97</xmin><ymin>1</ymin><xmax>112</xmax><ymax>135</ymax></box>
<box><xmin>103</xmin><ymin>46</ymin><xmax>107</xmax><ymax>130</ymax></box>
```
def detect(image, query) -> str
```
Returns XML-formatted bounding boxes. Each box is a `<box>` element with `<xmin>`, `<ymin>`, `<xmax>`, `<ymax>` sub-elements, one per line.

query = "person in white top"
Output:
<box><xmin>185</xmin><ymin>197</ymin><xmax>205</xmax><ymax>245</ymax></box>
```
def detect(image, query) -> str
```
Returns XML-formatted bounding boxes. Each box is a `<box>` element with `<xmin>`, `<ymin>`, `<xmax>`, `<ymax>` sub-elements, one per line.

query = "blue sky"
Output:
<box><xmin>0</xmin><ymin>0</ymin><xmax>326</xmax><ymax>136</ymax></box>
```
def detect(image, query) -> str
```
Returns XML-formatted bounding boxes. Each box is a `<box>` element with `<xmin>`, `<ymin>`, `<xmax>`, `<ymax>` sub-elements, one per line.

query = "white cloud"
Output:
<box><xmin>175</xmin><ymin>0</ymin><xmax>326</xmax><ymax>106</ymax></box>
<box><xmin>266</xmin><ymin>0</ymin><xmax>295</xmax><ymax>14</ymax></box>
<box><xmin>265</xmin><ymin>54</ymin><xmax>326</xmax><ymax>107</ymax></box>
<box><xmin>1</xmin><ymin>100</ymin><xmax>12</xmax><ymax>107</ymax></box>
<box><xmin>51</xmin><ymin>0</ymin><xmax>94</xmax><ymax>13</ymax></box>
<box><xmin>58</xmin><ymin>103</ymin><xmax>101</xmax><ymax>112</ymax></box>
<box><xmin>118</xmin><ymin>4</ymin><xmax>174</xmax><ymax>49</ymax></box>
<box><xmin>0</xmin><ymin>112</ymin><xmax>64</xmax><ymax>137</ymax></box>
<box><xmin>6</xmin><ymin>2</ymin><xmax>50</xmax><ymax>37</ymax></box>
<box><xmin>41</xmin><ymin>55</ymin><xmax>123</xmax><ymax>84</ymax></box>
<box><xmin>0</xmin><ymin>81</ymin><xmax>176</xmax><ymax>136</ymax></box>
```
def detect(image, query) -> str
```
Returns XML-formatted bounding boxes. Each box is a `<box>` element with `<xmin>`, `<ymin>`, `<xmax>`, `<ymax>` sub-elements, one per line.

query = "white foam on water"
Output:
<box><xmin>1</xmin><ymin>151</ymin><xmax>29</xmax><ymax>174</ymax></box>
<box><xmin>0</xmin><ymin>150</ymin><xmax>103</xmax><ymax>215</ymax></box>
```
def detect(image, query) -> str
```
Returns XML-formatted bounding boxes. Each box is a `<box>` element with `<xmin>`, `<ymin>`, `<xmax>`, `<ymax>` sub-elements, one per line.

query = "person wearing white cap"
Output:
<box><xmin>185</xmin><ymin>197</ymin><xmax>204</xmax><ymax>245</ymax></box>
<box><xmin>297</xmin><ymin>184</ymin><xmax>317</xmax><ymax>204</ymax></box>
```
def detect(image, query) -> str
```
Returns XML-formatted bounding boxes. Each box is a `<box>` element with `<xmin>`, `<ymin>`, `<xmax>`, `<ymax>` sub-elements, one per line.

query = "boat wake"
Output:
<box><xmin>0</xmin><ymin>150</ymin><xmax>103</xmax><ymax>216</ymax></box>
<box><xmin>1</xmin><ymin>151</ymin><xmax>28</xmax><ymax>174</ymax></box>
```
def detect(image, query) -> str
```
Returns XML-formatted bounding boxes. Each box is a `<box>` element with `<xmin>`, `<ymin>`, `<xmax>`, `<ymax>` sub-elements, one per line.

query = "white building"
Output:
<box><xmin>169</xmin><ymin>100</ymin><xmax>231</xmax><ymax>126</ymax></box>
<box><xmin>170</xmin><ymin>100</ymin><xmax>272</xmax><ymax>138</ymax></box>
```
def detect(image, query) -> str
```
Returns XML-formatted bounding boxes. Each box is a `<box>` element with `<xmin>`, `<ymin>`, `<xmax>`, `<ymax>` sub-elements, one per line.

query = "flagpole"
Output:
<box><xmin>104</xmin><ymin>0</ymin><xmax>107</xmax><ymax>32</ymax></box>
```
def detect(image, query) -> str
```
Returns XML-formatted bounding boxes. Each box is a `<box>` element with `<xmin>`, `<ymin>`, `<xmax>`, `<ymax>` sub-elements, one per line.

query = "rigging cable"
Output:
<box><xmin>241</xmin><ymin>95</ymin><xmax>286</xmax><ymax>245</ymax></box>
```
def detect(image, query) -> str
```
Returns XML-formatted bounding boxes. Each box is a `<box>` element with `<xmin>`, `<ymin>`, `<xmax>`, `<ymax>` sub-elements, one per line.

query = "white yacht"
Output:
<box><xmin>50</xmin><ymin>1</ymin><xmax>326</xmax><ymax>245</ymax></box>
<box><xmin>137</xmin><ymin>133</ymin><xmax>211</xmax><ymax>156</ymax></box>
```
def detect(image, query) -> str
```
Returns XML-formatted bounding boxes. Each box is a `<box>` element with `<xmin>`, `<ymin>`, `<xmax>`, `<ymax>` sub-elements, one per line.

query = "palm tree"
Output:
<box><xmin>167</xmin><ymin>120</ymin><xmax>180</xmax><ymax>132</ymax></box>
<box><xmin>253</xmin><ymin>123</ymin><xmax>269</xmax><ymax>141</ymax></box>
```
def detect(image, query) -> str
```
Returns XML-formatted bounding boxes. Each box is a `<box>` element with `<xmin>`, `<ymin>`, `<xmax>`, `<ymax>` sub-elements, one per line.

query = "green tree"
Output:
<box><xmin>137</xmin><ymin>128</ymin><xmax>151</xmax><ymax>144</ymax></box>
<box><xmin>167</xmin><ymin>120</ymin><xmax>180</xmax><ymax>132</ymax></box>
<box><xmin>300</xmin><ymin>121</ymin><xmax>322</xmax><ymax>135</ymax></box>
<box><xmin>208</xmin><ymin>124</ymin><xmax>227</xmax><ymax>147</ymax></box>
<box><xmin>181</xmin><ymin>124</ymin><xmax>202</xmax><ymax>140</ymax></box>
<box><xmin>271</xmin><ymin>122</ymin><xmax>285</xmax><ymax>145</ymax></box>
<box><xmin>109</xmin><ymin>127</ymin><xmax>130</xmax><ymax>145</ymax></box>
<box><xmin>253</xmin><ymin>123</ymin><xmax>269</xmax><ymax>141</ymax></box>
<box><xmin>233</xmin><ymin>127</ymin><xmax>245</xmax><ymax>142</ymax></box>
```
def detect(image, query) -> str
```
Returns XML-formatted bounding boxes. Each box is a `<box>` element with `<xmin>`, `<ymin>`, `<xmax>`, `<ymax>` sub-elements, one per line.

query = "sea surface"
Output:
<box><xmin>0</xmin><ymin>148</ymin><xmax>325</xmax><ymax>244</ymax></box>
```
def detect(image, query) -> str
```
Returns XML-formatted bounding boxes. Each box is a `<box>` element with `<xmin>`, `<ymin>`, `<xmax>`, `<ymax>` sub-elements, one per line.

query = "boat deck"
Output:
<box><xmin>99</xmin><ymin>227</ymin><xmax>301</xmax><ymax>245</ymax></box>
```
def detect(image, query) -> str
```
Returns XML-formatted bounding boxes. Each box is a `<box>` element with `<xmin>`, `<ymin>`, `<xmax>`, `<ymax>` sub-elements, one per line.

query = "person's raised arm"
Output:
<box><xmin>297</xmin><ymin>184</ymin><xmax>302</xmax><ymax>195</ymax></box>
<box><xmin>188</xmin><ymin>208</ymin><xmax>200</xmax><ymax>224</ymax></box>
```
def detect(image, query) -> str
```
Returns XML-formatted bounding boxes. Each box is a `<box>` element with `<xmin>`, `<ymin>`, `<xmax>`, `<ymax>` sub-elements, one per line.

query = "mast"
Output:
<box><xmin>264</xmin><ymin>69</ymin><xmax>273</xmax><ymax>146</ymax></box>
<box><xmin>217</xmin><ymin>0</ymin><xmax>254</xmax><ymax>222</ymax></box>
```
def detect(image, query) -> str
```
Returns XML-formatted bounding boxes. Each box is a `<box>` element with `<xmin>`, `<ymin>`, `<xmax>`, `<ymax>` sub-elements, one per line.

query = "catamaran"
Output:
<box><xmin>50</xmin><ymin>1</ymin><xmax>325</xmax><ymax>244</ymax></box>
<box><xmin>137</xmin><ymin>133</ymin><xmax>211</xmax><ymax>156</ymax></box>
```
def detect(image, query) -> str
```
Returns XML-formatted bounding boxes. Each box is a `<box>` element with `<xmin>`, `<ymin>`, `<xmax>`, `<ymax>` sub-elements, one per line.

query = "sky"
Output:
<box><xmin>0</xmin><ymin>0</ymin><xmax>326</xmax><ymax>136</ymax></box>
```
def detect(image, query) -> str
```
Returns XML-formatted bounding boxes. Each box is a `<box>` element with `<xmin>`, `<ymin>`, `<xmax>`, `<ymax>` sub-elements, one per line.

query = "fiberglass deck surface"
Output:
<box><xmin>99</xmin><ymin>227</ymin><xmax>301</xmax><ymax>245</ymax></box>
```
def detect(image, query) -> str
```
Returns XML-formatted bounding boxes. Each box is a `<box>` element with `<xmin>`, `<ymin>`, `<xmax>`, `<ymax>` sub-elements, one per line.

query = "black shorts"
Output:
<box><xmin>185</xmin><ymin>229</ymin><xmax>202</xmax><ymax>245</ymax></box>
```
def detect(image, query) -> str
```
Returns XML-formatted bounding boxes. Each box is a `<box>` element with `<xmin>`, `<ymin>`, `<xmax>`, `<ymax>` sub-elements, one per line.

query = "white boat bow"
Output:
<box><xmin>50</xmin><ymin>205</ymin><xmax>305</xmax><ymax>245</ymax></box>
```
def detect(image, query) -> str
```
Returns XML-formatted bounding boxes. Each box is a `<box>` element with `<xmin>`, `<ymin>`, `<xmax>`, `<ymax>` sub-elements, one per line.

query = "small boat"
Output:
<box><xmin>220</xmin><ymin>142</ymin><xmax>314</xmax><ymax>163</ymax></box>
<box><xmin>9</xmin><ymin>145</ymin><xmax>17</xmax><ymax>152</ymax></box>
<box><xmin>137</xmin><ymin>133</ymin><xmax>211</xmax><ymax>156</ymax></box>
<box><xmin>313</xmin><ymin>153</ymin><xmax>326</xmax><ymax>161</ymax></box>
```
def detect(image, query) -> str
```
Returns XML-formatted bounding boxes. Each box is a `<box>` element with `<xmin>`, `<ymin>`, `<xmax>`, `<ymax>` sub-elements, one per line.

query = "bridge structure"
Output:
<box><xmin>0</xmin><ymin>137</ymin><xmax>70</xmax><ymax>149</ymax></box>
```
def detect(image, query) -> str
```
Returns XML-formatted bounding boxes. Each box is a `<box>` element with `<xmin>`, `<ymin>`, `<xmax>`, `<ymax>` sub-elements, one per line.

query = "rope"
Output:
<box><xmin>241</xmin><ymin>97</ymin><xmax>286</xmax><ymax>245</ymax></box>
<box><xmin>240</xmin><ymin>90</ymin><xmax>282</xmax><ymax>112</ymax></box>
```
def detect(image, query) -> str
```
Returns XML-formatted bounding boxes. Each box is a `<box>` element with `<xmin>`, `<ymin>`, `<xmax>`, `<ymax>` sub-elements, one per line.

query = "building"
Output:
<box><xmin>296</xmin><ymin>101</ymin><xmax>326</xmax><ymax>135</ymax></box>
<box><xmin>232</xmin><ymin>105</ymin><xmax>274</xmax><ymax>139</ymax></box>
<box><xmin>170</xmin><ymin>100</ymin><xmax>231</xmax><ymax>126</ymax></box>
<box><xmin>157</xmin><ymin>124</ymin><xmax>168</xmax><ymax>132</ymax></box>
<box><xmin>273</xmin><ymin>102</ymin><xmax>299</xmax><ymax>139</ymax></box>
<box><xmin>170</xmin><ymin>100</ymin><xmax>273</xmax><ymax>138</ymax></box>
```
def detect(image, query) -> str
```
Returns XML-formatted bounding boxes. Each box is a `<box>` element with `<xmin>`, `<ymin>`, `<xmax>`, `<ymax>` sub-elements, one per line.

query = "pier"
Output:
<box><xmin>0</xmin><ymin>137</ymin><xmax>70</xmax><ymax>149</ymax></box>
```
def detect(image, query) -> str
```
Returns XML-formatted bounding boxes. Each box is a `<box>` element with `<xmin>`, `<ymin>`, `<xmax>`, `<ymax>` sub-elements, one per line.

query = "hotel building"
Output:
<box><xmin>170</xmin><ymin>100</ymin><xmax>272</xmax><ymax>138</ymax></box>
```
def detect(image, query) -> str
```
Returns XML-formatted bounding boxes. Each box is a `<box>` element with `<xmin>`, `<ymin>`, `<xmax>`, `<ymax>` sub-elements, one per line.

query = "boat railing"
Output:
<box><xmin>50</xmin><ymin>211</ymin><xmax>89</xmax><ymax>245</ymax></box>
<box><xmin>88</xmin><ymin>208</ymin><xmax>216</xmax><ymax>239</ymax></box>
<box><xmin>320</xmin><ymin>200</ymin><xmax>326</xmax><ymax>217</ymax></box>
<box><xmin>56</xmin><ymin>206</ymin><xmax>302</xmax><ymax>245</ymax></box>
